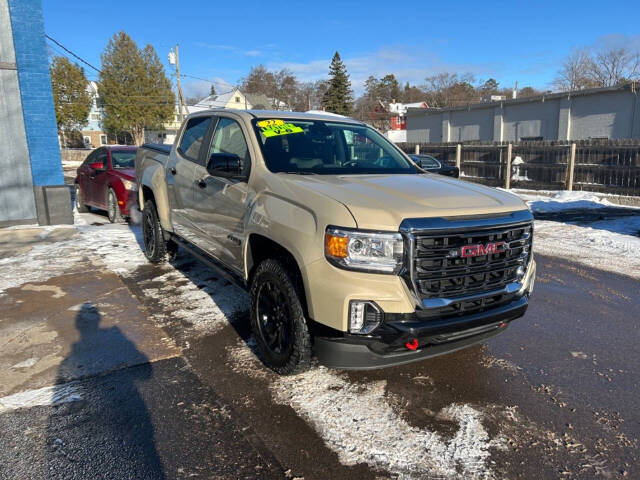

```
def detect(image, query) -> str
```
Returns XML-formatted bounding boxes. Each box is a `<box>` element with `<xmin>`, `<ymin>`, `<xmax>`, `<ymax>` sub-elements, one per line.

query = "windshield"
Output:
<box><xmin>111</xmin><ymin>151</ymin><xmax>136</xmax><ymax>169</ymax></box>
<box><xmin>252</xmin><ymin>119</ymin><xmax>418</xmax><ymax>175</ymax></box>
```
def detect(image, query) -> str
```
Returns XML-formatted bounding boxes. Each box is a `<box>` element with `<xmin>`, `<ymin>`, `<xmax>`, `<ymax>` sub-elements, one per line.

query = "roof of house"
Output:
<box><xmin>195</xmin><ymin>89</ymin><xmax>246</xmax><ymax>109</ymax></box>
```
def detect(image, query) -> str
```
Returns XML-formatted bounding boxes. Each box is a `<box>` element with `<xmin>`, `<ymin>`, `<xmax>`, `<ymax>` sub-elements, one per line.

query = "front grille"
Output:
<box><xmin>405</xmin><ymin>215</ymin><xmax>533</xmax><ymax>317</ymax></box>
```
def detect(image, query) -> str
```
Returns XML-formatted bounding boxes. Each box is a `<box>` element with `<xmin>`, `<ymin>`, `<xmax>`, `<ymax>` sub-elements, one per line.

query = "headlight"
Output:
<box><xmin>122</xmin><ymin>180</ymin><xmax>137</xmax><ymax>191</ymax></box>
<box><xmin>325</xmin><ymin>227</ymin><xmax>404</xmax><ymax>274</ymax></box>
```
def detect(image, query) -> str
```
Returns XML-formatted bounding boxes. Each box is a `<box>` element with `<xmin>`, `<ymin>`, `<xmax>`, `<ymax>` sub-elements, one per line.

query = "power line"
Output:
<box><xmin>45</xmin><ymin>34</ymin><xmax>102</xmax><ymax>74</ymax></box>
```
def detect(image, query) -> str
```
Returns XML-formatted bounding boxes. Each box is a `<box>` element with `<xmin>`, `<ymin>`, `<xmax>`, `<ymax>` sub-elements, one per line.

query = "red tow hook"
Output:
<box><xmin>405</xmin><ymin>338</ymin><xmax>419</xmax><ymax>351</ymax></box>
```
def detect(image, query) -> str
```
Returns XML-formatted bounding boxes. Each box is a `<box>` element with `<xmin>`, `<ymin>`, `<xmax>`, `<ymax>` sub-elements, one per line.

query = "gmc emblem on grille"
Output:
<box><xmin>461</xmin><ymin>241</ymin><xmax>507</xmax><ymax>258</ymax></box>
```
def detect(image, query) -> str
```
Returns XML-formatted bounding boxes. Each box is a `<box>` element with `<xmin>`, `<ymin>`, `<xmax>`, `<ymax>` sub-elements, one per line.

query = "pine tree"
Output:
<box><xmin>50</xmin><ymin>56</ymin><xmax>92</xmax><ymax>147</ymax></box>
<box><xmin>322</xmin><ymin>52</ymin><xmax>353</xmax><ymax>116</ymax></box>
<box><xmin>99</xmin><ymin>32</ymin><xmax>175</xmax><ymax>145</ymax></box>
<box><xmin>210</xmin><ymin>84</ymin><xmax>216</xmax><ymax>96</ymax></box>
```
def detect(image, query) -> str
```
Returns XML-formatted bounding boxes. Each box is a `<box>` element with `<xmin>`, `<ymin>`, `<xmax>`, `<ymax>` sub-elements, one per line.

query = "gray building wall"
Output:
<box><xmin>0</xmin><ymin>0</ymin><xmax>37</xmax><ymax>225</ymax></box>
<box><xmin>406</xmin><ymin>84</ymin><xmax>640</xmax><ymax>143</ymax></box>
<box><xmin>449</xmin><ymin>107</ymin><xmax>494</xmax><ymax>142</ymax></box>
<box><xmin>570</xmin><ymin>91</ymin><xmax>635</xmax><ymax>140</ymax></box>
<box><xmin>503</xmin><ymin>98</ymin><xmax>560</xmax><ymax>141</ymax></box>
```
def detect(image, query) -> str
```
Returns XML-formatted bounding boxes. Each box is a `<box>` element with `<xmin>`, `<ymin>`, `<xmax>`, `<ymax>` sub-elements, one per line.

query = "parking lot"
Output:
<box><xmin>1</xmin><ymin>195</ymin><xmax>639</xmax><ymax>479</ymax></box>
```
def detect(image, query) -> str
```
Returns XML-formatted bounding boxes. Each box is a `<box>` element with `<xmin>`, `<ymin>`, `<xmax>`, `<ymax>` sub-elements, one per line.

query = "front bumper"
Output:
<box><xmin>313</xmin><ymin>259</ymin><xmax>536</xmax><ymax>370</ymax></box>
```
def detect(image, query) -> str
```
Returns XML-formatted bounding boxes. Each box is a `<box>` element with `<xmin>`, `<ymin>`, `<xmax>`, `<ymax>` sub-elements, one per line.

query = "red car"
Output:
<box><xmin>74</xmin><ymin>146</ymin><xmax>138</xmax><ymax>222</ymax></box>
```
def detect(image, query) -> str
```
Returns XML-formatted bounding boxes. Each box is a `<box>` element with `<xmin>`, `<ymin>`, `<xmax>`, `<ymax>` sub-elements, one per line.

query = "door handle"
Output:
<box><xmin>169</xmin><ymin>167</ymin><xmax>177</xmax><ymax>175</ymax></box>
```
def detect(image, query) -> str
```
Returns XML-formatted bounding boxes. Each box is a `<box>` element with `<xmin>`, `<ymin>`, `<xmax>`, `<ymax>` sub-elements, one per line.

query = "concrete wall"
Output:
<box><xmin>407</xmin><ymin>85</ymin><xmax>640</xmax><ymax>143</ymax></box>
<box><xmin>0</xmin><ymin>0</ymin><xmax>37</xmax><ymax>225</ymax></box>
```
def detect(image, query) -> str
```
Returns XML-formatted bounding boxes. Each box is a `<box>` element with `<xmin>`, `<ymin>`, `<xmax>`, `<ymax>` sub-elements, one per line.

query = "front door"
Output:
<box><xmin>191</xmin><ymin>116</ymin><xmax>253</xmax><ymax>273</ymax></box>
<box><xmin>166</xmin><ymin>115</ymin><xmax>213</xmax><ymax>243</ymax></box>
<box><xmin>90</xmin><ymin>149</ymin><xmax>110</xmax><ymax>208</ymax></box>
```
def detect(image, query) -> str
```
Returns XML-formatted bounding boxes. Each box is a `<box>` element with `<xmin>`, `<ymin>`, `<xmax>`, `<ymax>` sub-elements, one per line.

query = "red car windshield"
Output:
<box><xmin>111</xmin><ymin>151</ymin><xmax>136</xmax><ymax>169</ymax></box>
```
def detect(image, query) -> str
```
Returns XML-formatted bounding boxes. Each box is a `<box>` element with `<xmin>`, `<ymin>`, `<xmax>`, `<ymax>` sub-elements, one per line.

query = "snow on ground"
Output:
<box><xmin>0</xmin><ymin>210</ymin><xmax>147</xmax><ymax>293</ymax></box>
<box><xmin>499</xmin><ymin>190</ymin><xmax>640</xmax><ymax>279</ymax></box>
<box><xmin>228</xmin><ymin>341</ymin><xmax>501</xmax><ymax>480</ymax></box>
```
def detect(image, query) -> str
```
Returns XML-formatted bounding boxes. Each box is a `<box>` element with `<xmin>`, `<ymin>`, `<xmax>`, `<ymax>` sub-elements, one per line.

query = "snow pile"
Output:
<box><xmin>512</xmin><ymin>190</ymin><xmax>630</xmax><ymax>213</ymax></box>
<box><xmin>271</xmin><ymin>367</ymin><xmax>499</xmax><ymax>479</ymax></box>
<box><xmin>533</xmin><ymin>218</ymin><xmax>640</xmax><ymax>278</ymax></box>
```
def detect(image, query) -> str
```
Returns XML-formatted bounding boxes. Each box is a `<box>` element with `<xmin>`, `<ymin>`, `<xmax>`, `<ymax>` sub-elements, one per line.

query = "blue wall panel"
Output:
<box><xmin>8</xmin><ymin>0</ymin><xmax>64</xmax><ymax>187</ymax></box>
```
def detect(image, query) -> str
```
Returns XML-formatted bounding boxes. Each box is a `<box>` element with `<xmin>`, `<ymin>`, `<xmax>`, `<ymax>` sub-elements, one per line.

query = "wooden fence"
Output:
<box><xmin>397</xmin><ymin>139</ymin><xmax>640</xmax><ymax>196</ymax></box>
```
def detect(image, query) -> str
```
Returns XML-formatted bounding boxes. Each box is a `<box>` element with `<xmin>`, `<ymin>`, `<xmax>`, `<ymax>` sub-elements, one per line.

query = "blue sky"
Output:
<box><xmin>42</xmin><ymin>0</ymin><xmax>639</xmax><ymax>98</ymax></box>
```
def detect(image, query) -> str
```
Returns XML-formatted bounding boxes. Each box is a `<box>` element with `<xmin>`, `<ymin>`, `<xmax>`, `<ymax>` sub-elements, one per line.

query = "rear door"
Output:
<box><xmin>166</xmin><ymin>115</ymin><xmax>214</xmax><ymax>242</ymax></box>
<box><xmin>191</xmin><ymin>116</ymin><xmax>253</xmax><ymax>273</ymax></box>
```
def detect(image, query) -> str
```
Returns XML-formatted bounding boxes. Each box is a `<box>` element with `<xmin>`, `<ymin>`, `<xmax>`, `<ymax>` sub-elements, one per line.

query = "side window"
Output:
<box><xmin>96</xmin><ymin>150</ymin><xmax>108</xmax><ymax>169</ymax></box>
<box><xmin>207</xmin><ymin>118</ymin><xmax>250</xmax><ymax>176</ymax></box>
<box><xmin>82</xmin><ymin>150</ymin><xmax>96</xmax><ymax>167</ymax></box>
<box><xmin>179</xmin><ymin>116</ymin><xmax>212</xmax><ymax>162</ymax></box>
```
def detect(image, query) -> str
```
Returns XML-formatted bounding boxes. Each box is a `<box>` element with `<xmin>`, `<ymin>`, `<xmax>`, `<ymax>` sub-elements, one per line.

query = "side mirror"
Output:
<box><xmin>206</xmin><ymin>152</ymin><xmax>242</xmax><ymax>177</ymax></box>
<box><xmin>89</xmin><ymin>162</ymin><xmax>105</xmax><ymax>171</ymax></box>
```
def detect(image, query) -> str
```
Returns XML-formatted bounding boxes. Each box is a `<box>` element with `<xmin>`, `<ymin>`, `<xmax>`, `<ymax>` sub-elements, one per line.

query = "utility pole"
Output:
<box><xmin>169</xmin><ymin>45</ymin><xmax>187</xmax><ymax>123</ymax></box>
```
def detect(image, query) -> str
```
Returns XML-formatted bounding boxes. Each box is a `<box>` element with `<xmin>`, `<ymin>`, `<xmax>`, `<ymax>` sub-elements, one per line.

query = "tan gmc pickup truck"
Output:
<box><xmin>135</xmin><ymin>110</ymin><xmax>536</xmax><ymax>374</ymax></box>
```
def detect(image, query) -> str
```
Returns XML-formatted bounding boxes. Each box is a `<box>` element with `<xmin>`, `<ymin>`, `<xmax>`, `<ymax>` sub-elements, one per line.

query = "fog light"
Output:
<box><xmin>516</xmin><ymin>265</ymin><xmax>525</xmax><ymax>279</ymax></box>
<box><xmin>349</xmin><ymin>301</ymin><xmax>382</xmax><ymax>334</ymax></box>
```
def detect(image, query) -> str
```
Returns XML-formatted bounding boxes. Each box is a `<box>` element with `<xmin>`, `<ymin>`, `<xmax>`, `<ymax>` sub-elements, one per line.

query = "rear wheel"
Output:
<box><xmin>250</xmin><ymin>259</ymin><xmax>311</xmax><ymax>374</ymax></box>
<box><xmin>75</xmin><ymin>184</ymin><xmax>88</xmax><ymax>213</ymax></box>
<box><xmin>142</xmin><ymin>199</ymin><xmax>168</xmax><ymax>263</ymax></box>
<box><xmin>107</xmin><ymin>188</ymin><xmax>122</xmax><ymax>223</ymax></box>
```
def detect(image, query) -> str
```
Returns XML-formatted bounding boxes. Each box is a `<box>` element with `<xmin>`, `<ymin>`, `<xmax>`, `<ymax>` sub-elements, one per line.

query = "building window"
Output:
<box><xmin>100</xmin><ymin>134</ymin><xmax>107</xmax><ymax>145</ymax></box>
<box><xmin>235</xmin><ymin>96</ymin><xmax>240</xmax><ymax>103</ymax></box>
<box><xmin>90</xmin><ymin>113</ymin><xmax>100</xmax><ymax>121</ymax></box>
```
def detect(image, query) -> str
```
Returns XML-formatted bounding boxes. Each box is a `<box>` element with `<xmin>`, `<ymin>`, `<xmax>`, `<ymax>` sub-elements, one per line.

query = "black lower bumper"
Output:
<box><xmin>313</xmin><ymin>295</ymin><xmax>528</xmax><ymax>370</ymax></box>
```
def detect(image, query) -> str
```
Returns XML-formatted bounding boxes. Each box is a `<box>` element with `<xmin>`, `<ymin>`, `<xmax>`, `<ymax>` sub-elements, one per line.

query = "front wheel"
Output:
<box><xmin>250</xmin><ymin>259</ymin><xmax>312</xmax><ymax>374</ymax></box>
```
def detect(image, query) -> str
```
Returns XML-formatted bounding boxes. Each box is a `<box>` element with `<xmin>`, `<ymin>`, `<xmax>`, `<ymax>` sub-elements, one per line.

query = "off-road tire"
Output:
<box><xmin>75</xmin><ymin>184</ymin><xmax>89</xmax><ymax>213</ymax></box>
<box><xmin>250</xmin><ymin>259</ymin><xmax>312</xmax><ymax>375</ymax></box>
<box><xmin>142</xmin><ymin>199</ymin><xmax>168</xmax><ymax>263</ymax></box>
<box><xmin>107</xmin><ymin>188</ymin><xmax>122</xmax><ymax>223</ymax></box>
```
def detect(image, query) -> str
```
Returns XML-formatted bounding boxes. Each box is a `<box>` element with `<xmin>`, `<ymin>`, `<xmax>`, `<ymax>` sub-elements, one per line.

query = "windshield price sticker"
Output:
<box><xmin>260</xmin><ymin>122</ymin><xmax>304</xmax><ymax>137</ymax></box>
<box><xmin>257</xmin><ymin>119</ymin><xmax>284</xmax><ymax>128</ymax></box>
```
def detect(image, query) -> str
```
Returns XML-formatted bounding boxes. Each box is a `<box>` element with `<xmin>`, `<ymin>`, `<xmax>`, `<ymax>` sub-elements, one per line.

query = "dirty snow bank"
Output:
<box><xmin>533</xmin><ymin>218</ymin><xmax>640</xmax><ymax>278</ymax></box>
<box><xmin>505</xmin><ymin>189</ymin><xmax>636</xmax><ymax>213</ymax></box>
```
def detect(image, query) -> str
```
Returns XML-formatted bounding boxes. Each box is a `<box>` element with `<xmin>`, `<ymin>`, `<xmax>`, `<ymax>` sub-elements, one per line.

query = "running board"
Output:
<box><xmin>170</xmin><ymin>234</ymin><xmax>247</xmax><ymax>291</ymax></box>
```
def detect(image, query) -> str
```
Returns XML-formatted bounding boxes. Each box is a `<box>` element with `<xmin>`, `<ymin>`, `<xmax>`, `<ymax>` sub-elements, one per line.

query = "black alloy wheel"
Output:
<box><xmin>256</xmin><ymin>280</ymin><xmax>293</xmax><ymax>358</ymax></box>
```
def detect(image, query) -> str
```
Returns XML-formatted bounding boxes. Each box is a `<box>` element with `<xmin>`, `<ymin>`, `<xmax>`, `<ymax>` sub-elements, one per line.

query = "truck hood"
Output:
<box><xmin>281</xmin><ymin>173</ymin><xmax>528</xmax><ymax>230</ymax></box>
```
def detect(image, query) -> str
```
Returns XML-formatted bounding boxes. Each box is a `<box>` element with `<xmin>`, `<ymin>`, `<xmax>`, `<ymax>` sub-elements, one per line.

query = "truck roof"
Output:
<box><xmin>192</xmin><ymin>108</ymin><xmax>364</xmax><ymax>125</ymax></box>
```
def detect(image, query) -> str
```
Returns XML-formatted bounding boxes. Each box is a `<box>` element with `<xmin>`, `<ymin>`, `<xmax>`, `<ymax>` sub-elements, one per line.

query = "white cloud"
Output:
<box><xmin>183</xmin><ymin>76</ymin><xmax>234</xmax><ymax>98</ymax></box>
<box><xmin>271</xmin><ymin>46</ymin><xmax>498</xmax><ymax>95</ymax></box>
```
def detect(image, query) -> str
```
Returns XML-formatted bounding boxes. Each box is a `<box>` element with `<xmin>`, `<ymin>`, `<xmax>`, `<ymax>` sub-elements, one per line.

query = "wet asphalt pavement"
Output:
<box><xmin>1</xmin><ymin>207</ymin><xmax>639</xmax><ymax>479</ymax></box>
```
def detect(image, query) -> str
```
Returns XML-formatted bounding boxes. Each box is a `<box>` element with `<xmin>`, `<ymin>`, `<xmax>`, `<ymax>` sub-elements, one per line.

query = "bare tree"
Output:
<box><xmin>587</xmin><ymin>47</ymin><xmax>640</xmax><ymax>87</ymax></box>
<box><xmin>422</xmin><ymin>72</ymin><xmax>476</xmax><ymax>107</ymax></box>
<box><xmin>553</xmin><ymin>49</ymin><xmax>597</xmax><ymax>91</ymax></box>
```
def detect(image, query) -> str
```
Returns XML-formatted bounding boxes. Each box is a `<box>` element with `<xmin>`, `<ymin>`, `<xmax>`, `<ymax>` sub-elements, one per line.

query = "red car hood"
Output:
<box><xmin>115</xmin><ymin>168</ymin><xmax>136</xmax><ymax>181</ymax></box>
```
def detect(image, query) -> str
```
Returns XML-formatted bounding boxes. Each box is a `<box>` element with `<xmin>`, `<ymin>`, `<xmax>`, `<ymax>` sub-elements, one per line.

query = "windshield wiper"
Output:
<box><xmin>281</xmin><ymin>171</ymin><xmax>317</xmax><ymax>175</ymax></box>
